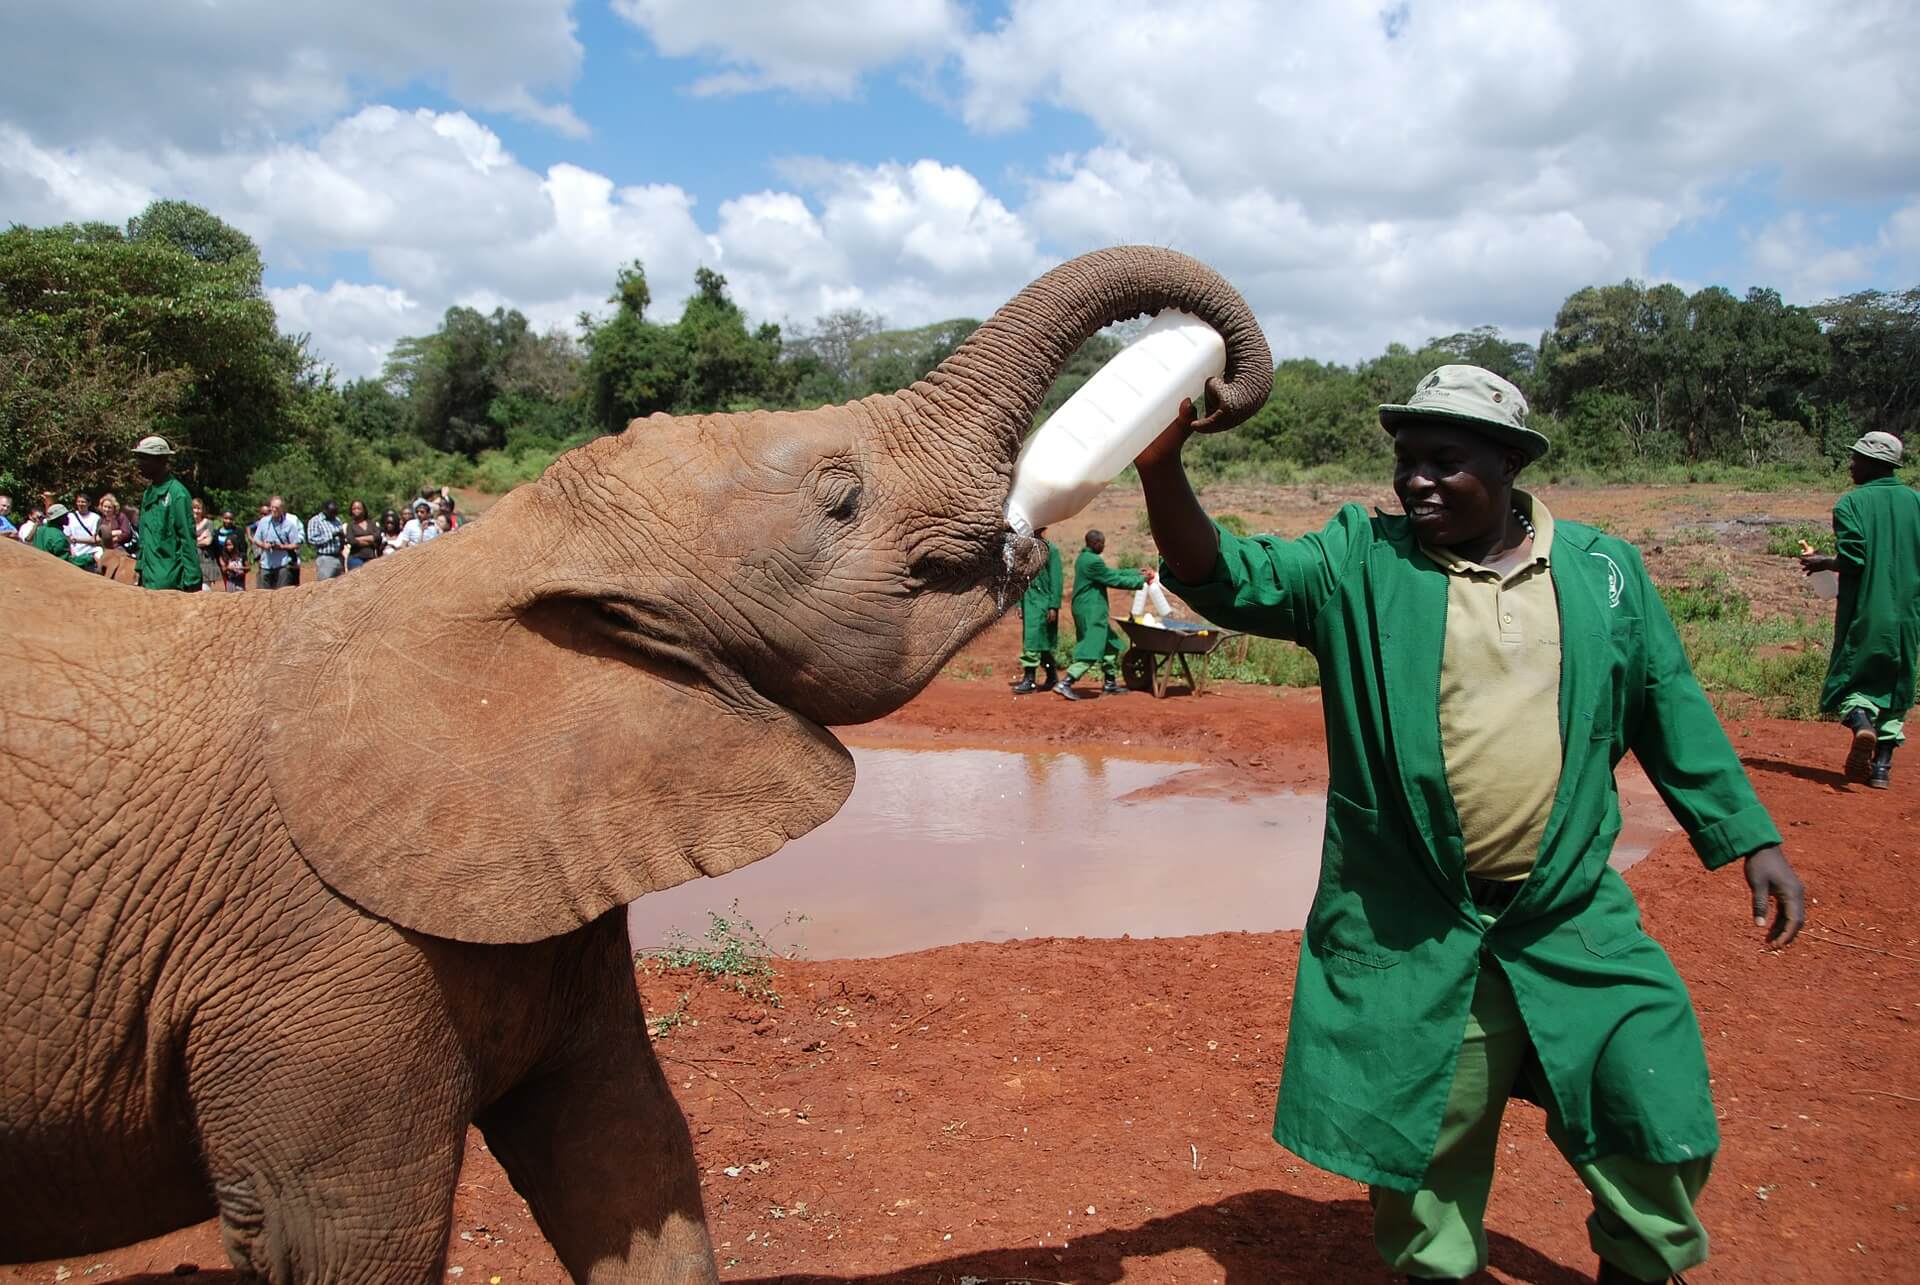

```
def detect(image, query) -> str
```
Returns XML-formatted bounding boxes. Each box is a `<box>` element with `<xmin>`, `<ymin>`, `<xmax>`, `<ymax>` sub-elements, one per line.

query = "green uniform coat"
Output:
<box><xmin>1021</xmin><ymin>539</ymin><xmax>1063</xmax><ymax>655</ymax></box>
<box><xmin>28</xmin><ymin>524</ymin><xmax>70</xmax><ymax>560</ymax></box>
<box><xmin>137</xmin><ymin>476</ymin><xmax>202</xmax><ymax>591</ymax></box>
<box><xmin>1163</xmin><ymin>506</ymin><xmax>1780</xmax><ymax>1192</ymax></box>
<box><xmin>1819</xmin><ymin>476</ymin><xmax>1920</xmax><ymax>719</ymax></box>
<box><xmin>1069</xmin><ymin>547</ymin><xmax>1145</xmax><ymax>665</ymax></box>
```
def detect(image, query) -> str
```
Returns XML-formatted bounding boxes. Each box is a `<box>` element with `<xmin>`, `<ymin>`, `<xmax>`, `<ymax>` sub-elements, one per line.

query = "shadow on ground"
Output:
<box><xmin>1740</xmin><ymin>753</ymin><xmax>1855</xmax><ymax>791</ymax></box>
<box><xmin>744</xmin><ymin>1190</ymin><xmax>1589</xmax><ymax>1284</ymax></box>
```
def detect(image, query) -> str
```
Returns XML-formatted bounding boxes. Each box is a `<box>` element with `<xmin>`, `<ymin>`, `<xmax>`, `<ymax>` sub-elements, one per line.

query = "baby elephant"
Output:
<box><xmin>0</xmin><ymin>245</ymin><xmax>1270</xmax><ymax>1282</ymax></box>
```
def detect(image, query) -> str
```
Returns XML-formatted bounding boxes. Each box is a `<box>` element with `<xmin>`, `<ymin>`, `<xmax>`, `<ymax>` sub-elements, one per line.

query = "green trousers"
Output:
<box><xmin>1065</xmin><ymin>633</ymin><xmax>1121</xmax><ymax>682</ymax></box>
<box><xmin>1371</xmin><ymin>963</ymin><xmax>1712</xmax><ymax>1281</ymax></box>
<box><xmin>1839</xmin><ymin>692</ymin><xmax>1906</xmax><ymax>744</ymax></box>
<box><xmin>1018</xmin><ymin>647</ymin><xmax>1056</xmax><ymax>668</ymax></box>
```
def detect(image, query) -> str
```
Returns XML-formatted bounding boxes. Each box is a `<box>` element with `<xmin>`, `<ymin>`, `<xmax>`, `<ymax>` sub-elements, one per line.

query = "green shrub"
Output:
<box><xmin>1673</xmin><ymin>610</ymin><xmax>1830</xmax><ymax>720</ymax></box>
<box><xmin>1763</xmin><ymin>521</ymin><xmax>1836</xmax><ymax>557</ymax></box>
<box><xmin>1211</xmin><ymin>635</ymin><xmax>1319</xmax><ymax>687</ymax></box>
<box><xmin>1659</xmin><ymin>579</ymin><xmax>1751</xmax><ymax>623</ymax></box>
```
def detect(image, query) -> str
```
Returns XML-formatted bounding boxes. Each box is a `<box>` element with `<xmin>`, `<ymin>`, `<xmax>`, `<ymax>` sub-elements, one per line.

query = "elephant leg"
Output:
<box><xmin>190</xmin><ymin>1030</ymin><xmax>470</xmax><ymax>1283</ymax></box>
<box><xmin>477</xmin><ymin>1010</ymin><xmax>717</xmax><ymax>1285</ymax></box>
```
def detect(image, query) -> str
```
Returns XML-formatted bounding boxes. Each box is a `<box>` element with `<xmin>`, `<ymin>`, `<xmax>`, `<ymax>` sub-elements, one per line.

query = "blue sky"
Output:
<box><xmin>4</xmin><ymin>1</ymin><xmax>1917</xmax><ymax>379</ymax></box>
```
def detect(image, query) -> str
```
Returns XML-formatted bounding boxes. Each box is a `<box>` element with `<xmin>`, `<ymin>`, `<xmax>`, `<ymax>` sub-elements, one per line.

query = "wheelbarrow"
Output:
<box><xmin>1115</xmin><ymin>617</ymin><xmax>1242</xmax><ymax>698</ymax></box>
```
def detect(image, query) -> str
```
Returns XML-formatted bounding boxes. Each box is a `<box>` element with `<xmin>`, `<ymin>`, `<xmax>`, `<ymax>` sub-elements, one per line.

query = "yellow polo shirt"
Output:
<box><xmin>1422</xmin><ymin>492</ymin><xmax>1562</xmax><ymax>882</ymax></box>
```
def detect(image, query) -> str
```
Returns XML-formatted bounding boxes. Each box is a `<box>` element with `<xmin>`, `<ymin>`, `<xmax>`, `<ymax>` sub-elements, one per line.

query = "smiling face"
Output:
<box><xmin>1391</xmin><ymin>421</ymin><xmax>1525</xmax><ymax>549</ymax></box>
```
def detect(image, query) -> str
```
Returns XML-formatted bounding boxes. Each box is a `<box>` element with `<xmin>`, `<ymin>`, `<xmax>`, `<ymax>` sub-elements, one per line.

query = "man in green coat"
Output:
<box><xmin>1799</xmin><ymin>431</ymin><xmax>1918</xmax><ymax>790</ymax></box>
<box><xmin>27</xmin><ymin>503</ymin><xmax>72</xmax><ymax>560</ymax></box>
<box><xmin>1055</xmin><ymin>529</ymin><xmax>1146</xmax><ymax>700</ymax></box>
<box><xmin>132</xmin><ymin>435</ymin><xmax>202</xmax><ymax>592</ymax></box>
<box><xmin>1012</xmin><ymin>527</ymin><xmax>1063</xmax><ymax>694</ymax></box>
<box><xmin>1140</xmin><ymin>365</ymin><xmax>1805</xmax><ymax>1283</ymax></box>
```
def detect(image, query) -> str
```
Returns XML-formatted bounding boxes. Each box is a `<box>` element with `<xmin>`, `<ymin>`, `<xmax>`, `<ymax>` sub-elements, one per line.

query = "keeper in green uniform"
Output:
<box><xmin>1798</xmin><ymin>431</ymin><xmax>1918</xmax><ymax>790</ymax></box>
<box><xmin>1054</xmin><ymin>529</ymin><xmax>1147</xmax><ymax>700</ymax></box>
<box><xmin>28</xmin><ymin>503</ymin><xmax>73</xmax><ymax>560</ymax></box>
<box><xmin>131</xmin><ymin>435</ymin><xmax>202</xmax><ymax>592</ymax></box>
<box><xmin>1139</xmin><ymin>365</ymin><xmax>1806</xmax><ymax>1284</ymax></box>
<box><xmin>1012</xmin><ymin>527</ymin><xmax>1063</xmax><ymax>694</ymax></box>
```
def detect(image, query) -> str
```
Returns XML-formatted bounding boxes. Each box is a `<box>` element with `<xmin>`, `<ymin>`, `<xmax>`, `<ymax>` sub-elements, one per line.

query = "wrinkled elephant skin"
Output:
<box><xmin>0</xmin><ymin>247</ymin><xmax>1271</xmax><ymax>1282</ymax></box>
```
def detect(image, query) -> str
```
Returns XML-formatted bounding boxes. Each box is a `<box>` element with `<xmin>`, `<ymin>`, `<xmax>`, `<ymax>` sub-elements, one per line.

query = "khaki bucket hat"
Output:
<box><xmin>1380</xmin><ymin>364</ymin><xmax>1549</xmax><ymax>461</ymax></box>
<box><xmin>44</xmin><ymin>503</ymin><xmax>71</xmax><ymax>522</ymax></box>
<box><xmin>132</xmin><ymin>434</ymin><xmax>176</xmax><ymax>456</ymax></box>
<box><xmin>1851</xmin><ymin>431</ymin><xmax>1904</xmax><ymax>465</ymax></box>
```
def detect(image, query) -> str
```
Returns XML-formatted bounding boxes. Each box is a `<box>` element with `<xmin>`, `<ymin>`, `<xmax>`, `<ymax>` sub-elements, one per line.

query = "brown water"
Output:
<box><xmin>625</xmin><ymin>746</ymin><xmax>1680</xmax><ymax>960</ymax></box>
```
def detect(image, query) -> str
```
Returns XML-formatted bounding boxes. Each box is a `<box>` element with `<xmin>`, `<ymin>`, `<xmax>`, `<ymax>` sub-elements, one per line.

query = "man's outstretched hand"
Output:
<box><xmin>1135</xmin><ymin>398</ymin><xmax>1199</xmax><ymax>476</ymax></box>
<box><xmin>1743</xmin><ymin>845</ymin><xmax>1805</xmax><ymax>947</ymax></box>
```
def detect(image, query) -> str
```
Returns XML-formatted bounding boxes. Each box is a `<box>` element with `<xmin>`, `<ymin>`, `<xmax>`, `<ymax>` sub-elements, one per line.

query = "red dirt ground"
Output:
<box><xmin>10</xmin><ymin>676</ymin><xmax>1916</xmax><ymax>1284</ymax></box>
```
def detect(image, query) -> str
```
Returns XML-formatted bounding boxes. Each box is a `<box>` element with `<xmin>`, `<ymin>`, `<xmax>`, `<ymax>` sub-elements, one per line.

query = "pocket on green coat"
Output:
<box><xmin>1307</xmin><ymin>790</ymin><xmax>1404</xmax><ymax>970</ymax></box>
<box><xmin>1576</xmin><ymin>911</ymin><xmax>1646</xmax><ymax>958</ymax></box>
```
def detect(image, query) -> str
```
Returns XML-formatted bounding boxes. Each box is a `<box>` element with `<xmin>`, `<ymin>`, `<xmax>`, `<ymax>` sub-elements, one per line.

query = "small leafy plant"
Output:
<box><xmin>639</xmin><ymin>903</ymin><xmax>802</xmax><ymax>1007</ymax></box>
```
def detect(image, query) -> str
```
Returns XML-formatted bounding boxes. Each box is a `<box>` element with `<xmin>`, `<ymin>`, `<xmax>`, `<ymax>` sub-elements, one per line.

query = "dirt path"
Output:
<box><xmin>13</xmin><ymin>678</ymin><xmax>1916</xmax><ymax>1284</ymax></box>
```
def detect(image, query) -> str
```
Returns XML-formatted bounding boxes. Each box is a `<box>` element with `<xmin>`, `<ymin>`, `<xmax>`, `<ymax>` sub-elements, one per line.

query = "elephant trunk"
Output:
<box><xmin>909</xmin><ymin>245</ymin><xmax>1274</xmax><ymax>465</ymax></box>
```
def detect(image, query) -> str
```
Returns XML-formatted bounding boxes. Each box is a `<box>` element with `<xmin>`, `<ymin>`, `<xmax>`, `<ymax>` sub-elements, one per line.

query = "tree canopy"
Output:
<box><xmin>4</xmin><ymin>200</ymin><xmax>1915</xmax><ymax>516</ymax></box>
<box><xmin>0</xmin><ymin>203</ymin><xmax>292</xmax><ymax>503</ymax></box>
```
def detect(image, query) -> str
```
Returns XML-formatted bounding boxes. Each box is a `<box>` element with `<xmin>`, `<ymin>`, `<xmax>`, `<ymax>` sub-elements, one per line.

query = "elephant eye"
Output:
<box><xmin>821</xmin><ymin>476</ymin><xmax>862</xmax><ymax>521</ymax></box>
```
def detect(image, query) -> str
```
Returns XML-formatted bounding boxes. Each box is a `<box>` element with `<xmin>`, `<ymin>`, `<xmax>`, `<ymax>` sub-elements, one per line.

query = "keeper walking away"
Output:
<box><xmin>1799</xmin><ymin>431</ymin><xmax>1918</xmax><ymax>790</ymax></box>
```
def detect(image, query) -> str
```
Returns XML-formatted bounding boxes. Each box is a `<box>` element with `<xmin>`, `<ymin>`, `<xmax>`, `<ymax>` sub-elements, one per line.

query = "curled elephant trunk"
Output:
<box><xmin>908</xmin><ymin>245</ymin><xmax>1274</xmax><ymax>466</ymax></box>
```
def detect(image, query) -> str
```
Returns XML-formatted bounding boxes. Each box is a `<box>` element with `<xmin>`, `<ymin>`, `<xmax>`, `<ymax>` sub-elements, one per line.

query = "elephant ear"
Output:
<box><xmin>260</xmin><ymin>513</ymin><xmax>854</xmax><ymax>946</ymax></box>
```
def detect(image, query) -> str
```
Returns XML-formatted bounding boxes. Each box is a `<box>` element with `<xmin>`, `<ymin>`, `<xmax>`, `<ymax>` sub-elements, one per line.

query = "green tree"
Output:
<box><xmin>788</xmin><ymin>308</ymin><xmax>885</xmax><ymax>397</ymax></box>
<box><xmin>850</xmin><ymin>318</ymin><xmax>978</xmax><ymax>397</ymax></box>
<box><xmin>1812</xmin><ymin>287</ymin><xmax>1920</xmax><ymax>443</ymax></box>
<box><xmin>0</xmin><ymin>207</ymin><xmax>294</xmax><ymax>501</ymax></box>
<box><xmin>384</xmin><ymin>305</ymin><xmax>584</xmax><ymax>454</ymax></box>
<box><xmin>1427</xmin><ymin>325</ymin><xmax>1538</xmax><ymax>386</ymax></box>
<box><xmin>586</xmin><ymin>263</ymin><xmax>789</xmax><ymax>427</ymax></box>
<box><xmin>126</xmin><ymin>199</ymin><xmax>264</xmax><ymax>285</ymax></box>
<box><xmin>1539</xmin><ymin>282</ymin><xmax>1698</xmax><ymax>461</ymax></box>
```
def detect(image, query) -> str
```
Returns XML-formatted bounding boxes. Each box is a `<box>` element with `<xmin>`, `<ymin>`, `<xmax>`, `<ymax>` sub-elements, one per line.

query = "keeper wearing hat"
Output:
<box><xmin>1136</xmin><ymin>364</ymin><xmax>1805</xmax><ymax>1283</ymax></box>
<box><xmin>131</xmin><ymin>435</ymin><xmax>202</xmax><ymax>592</ymax></box>
<box><xmin>28</xmin><ymin>503</ymin><xmax>73</xmax><ymax>560</ymax></box>
<box><xmin>1798</xmin><ymin>431</ymin><xmax>1918</xmax><ymax>789</ymax></box>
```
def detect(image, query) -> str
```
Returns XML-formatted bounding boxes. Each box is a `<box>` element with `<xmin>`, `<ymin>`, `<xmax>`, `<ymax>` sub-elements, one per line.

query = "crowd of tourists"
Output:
<box><xmin>3</xmin><ymin>436</ymin><xmax>463</xmax><ymax>592</ymax></box>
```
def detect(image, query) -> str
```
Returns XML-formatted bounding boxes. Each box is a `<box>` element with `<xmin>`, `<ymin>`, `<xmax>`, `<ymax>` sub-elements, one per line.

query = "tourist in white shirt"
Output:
<box><xmin>63</xmin><ymin>493</ymin><xmax>104</xmax><ymax>570</ymax></box>
<box><xmin>399</xmin><ymin>500</ymin><xmax>440</xmax><ymax>548</ymax></box>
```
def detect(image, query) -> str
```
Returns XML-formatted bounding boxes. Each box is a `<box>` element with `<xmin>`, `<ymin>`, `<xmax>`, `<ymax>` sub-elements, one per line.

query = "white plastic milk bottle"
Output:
<box><xmin>1004</xmin><ymin>310</ymin><xmax>1227</xmax><ymax>537</ymax></box>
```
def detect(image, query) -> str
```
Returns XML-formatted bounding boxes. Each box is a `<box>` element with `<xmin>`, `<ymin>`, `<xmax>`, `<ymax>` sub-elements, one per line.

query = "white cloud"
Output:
<box><xmin>270</xmin><ymin>282</ymin><xmax>426</xmax><ymax>381</ymax></box>
<box><xmin>1744</xmin><ymin>214</ymin><xmax>1876</xmax><ymax>303</ymax></box>
<box><xmin>0</xmin><ymin>125</ymin><xmax>156</xmax><ymax>227</ymax></box>
<box><xmin>6</xmin><ymin>0</ymin><xmax>1919</xmax><ymax>386</ymax></box>
<box><xmin>961</xmin><ymin>0</ymin><xmax>1920</xmax><ymax>209</ymax></box>
<box><xmin>1</xmin><ymin>104</ymin><xmax>1057</xmax><ymax>379</ymax></box>
<box><xmin>613</xmin><ymin>0</ymin><xmax>964</xmax><ymax>97</ymax></box>
<box><xmin>0</xmin><ymin>0</ymin><xmax>584</xmax><ymax>147</ymax></box>
<box><xmin>1737</xmin><ymin>202</ymin><xmax>1920</xmax><ymax>307</ymax></box>
<box><xmin>732</xmin><ymin>158</ymin><xmax>1051</xmax><ymax>330</ymax></box>
<box><xmin>1874</xmin><ymin>202</ymin><xmax>1920</xmax><ymax>285</ymax></box>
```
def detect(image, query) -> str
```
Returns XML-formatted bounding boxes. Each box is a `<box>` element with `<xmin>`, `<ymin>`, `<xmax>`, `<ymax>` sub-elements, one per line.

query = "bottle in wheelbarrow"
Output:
<box><xmin>1004</xmin><ymin>310</ymin><xmax>1226</xmax><ymax>537</ymax></box>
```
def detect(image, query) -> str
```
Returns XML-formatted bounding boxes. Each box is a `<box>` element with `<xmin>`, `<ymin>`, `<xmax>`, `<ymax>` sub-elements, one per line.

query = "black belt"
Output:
<box><xmin>1467</xmin><ymin>875</ymin><xmax>1524</xmax><ymax>914</ymax></box>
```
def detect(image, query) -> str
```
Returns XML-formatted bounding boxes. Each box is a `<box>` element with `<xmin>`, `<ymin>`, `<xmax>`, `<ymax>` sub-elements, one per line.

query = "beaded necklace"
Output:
<box><xmin>1513</xmin><ymin>504</ymin><xmax>1535</xmax><ymax>544</ymax></box>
